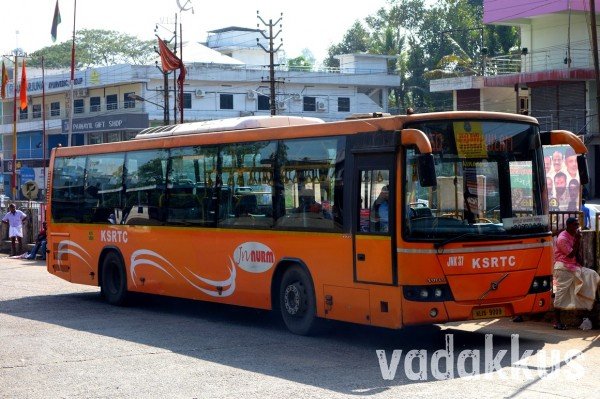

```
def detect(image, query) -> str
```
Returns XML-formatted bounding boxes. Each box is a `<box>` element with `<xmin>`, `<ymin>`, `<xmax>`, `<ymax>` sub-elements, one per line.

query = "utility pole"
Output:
<box><xmin>155</xmin><ymin>18</ymin><xmax>178</xmax><ymax>125</ymax></box>
<box><xmin>173</xmin><ymin>13</ymin><xmax>178</xmax><ymax>124</ymax></box>
<box><xmin>257</xmin><ymin>11</ymin><xmax>283</xmax><ymax>116</ymax></box>
<box><xmin>590</xmin><ymin>0</ymin><xmax>600</xmax><ymax>132</ymax></box>
<box><xmin>153</xmin><ymin>59</ymin><xmax>170</xmax><ymax>125</ymax></box>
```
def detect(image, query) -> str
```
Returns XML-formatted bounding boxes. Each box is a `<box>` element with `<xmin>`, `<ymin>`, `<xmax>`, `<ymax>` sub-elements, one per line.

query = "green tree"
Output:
<box><xmin>28</xmin><ymin>29</ymin><xmax>155</xmax><ymax>68</ymax></box>
<box><xmin>365</xmin><ymin>0</ymin><xmax>426</xmax><ymax>112</ymax></box>
<box><xmin>287</xmin><ymin>56</ymin><xmax>312</xmax><ymax>71</ymax></box>
<box><xmin>323</xmin><ymin>21</ymin><xmax>371</xmax><ymax>68</ymax></box>
<box><xmin>287</xmin><ymin>49</ymin><xmax>315</xmax><ymax>71</ymax></box>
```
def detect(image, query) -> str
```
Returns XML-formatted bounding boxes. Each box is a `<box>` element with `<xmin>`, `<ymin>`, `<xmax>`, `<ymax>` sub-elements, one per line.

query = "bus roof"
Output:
<box><xmin>134</xmin><ymin>115</ymin><xmax>325</xmax><ymax>139</ymax></box>
<box><xmin>52</xmin><ymin>111</ymin><xmax>540</xmax><ymax>158</ymax></box>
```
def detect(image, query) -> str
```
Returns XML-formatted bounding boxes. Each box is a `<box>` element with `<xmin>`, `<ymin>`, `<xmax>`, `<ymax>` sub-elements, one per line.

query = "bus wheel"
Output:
<box><xmin>101</xmin><ymin>252</ymin><xmax>128</xmax><ymax>306</ymax></box>
<box><xmin>279</xmin><ymin>265</ymin><xmax>320</xmax><ymax>335</ymax></box>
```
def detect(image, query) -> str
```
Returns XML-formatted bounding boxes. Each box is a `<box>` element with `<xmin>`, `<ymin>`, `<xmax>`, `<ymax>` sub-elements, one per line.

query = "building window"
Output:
<box><xmin>303</xmin><ymin>96</ymin><xmax>316</xmax><ymax>112</ymax></box>
<box><xmin>74</xmin><ymin>99</ymin><xmax>84</xmax><ymax>114</ymax></box>
<box><xmin>258</xmin><ymin>95</ymin><xmax>270</xmax><ymax>111</ymax></box>
<box><xmin>338</xmin><ymin>97</ymin><xmax>350</xmax><ymax>112</ymax></box>
<box><xmin>50</xmin><ymin>102</ymin><xmax>60</xmax><ymax>117</ymax></box>
<box><xmin>124</xmin><ymin>92</ymin><xmax>135</xmax><ymax>109</ymax></box>
<box><xmin>19</xmin><ymin>106</ymin><xmax>28</xmax><ymax>120</ymax></box>
<box><xmin>106</xmin><ymin>94</ymin><xmax>118</xmax><ymax>110</ymax></box>
<box><xmin>32</xmin><ymin>104</ymin><xmax>42</xmax><ymax>119</ymax></box>
<box><xmin>220</xmin><ymin>93</ymin><xmax>234</xmax><ymax>110</ymax></box>
<box><xmin>90</xmin><ymin>97</ymin><xmax>101</xmax><ymax>112</ymax></box>
<box><xmin>17</xmin><ymin>131</ymin><xmax>43</xmax><ymax>159</ymax></box>
<box><xmin>183</xmin><ymin>92</ymin><xmax>192</xmax><ymax>109</ymax></box>
<box><xmin>89</xmin><ymin>132</ymin><xmax>103</xmax><ymax>145</ymax></box>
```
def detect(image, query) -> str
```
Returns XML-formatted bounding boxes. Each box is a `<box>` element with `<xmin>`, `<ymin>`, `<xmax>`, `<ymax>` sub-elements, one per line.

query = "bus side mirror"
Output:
<box><xmin>417</xmin><ymin>153</ymin><xmax>437</xmax><ymax>187</ymax></box>
<box><xmin>577</xmin><ymin>154</ymin><xmax>589</xmax><ymax>185</ymax></box>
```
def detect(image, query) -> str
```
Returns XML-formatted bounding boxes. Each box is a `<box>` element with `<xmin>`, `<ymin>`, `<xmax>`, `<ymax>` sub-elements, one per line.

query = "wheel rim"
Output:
<box><xmin>284</xmin><ymin>282</ymin><xmax>306</xmax><ymax>317</ymax></box>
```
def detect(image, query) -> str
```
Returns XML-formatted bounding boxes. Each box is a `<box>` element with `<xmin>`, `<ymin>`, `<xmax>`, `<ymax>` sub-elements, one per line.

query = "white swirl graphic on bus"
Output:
<box><xmin>57</xmin><ymin>240</ymin><xmax>94</xmax><ymax>272</ymax></box>
<box><xmin>130</xmin><ymin>249</ymin><xmax>236</xmax><ymax>297</ymax></box>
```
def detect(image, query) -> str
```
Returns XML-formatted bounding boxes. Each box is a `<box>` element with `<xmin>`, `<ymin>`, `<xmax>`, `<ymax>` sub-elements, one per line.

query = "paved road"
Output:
<box><xmin>1</xmin><ymin>258</ymin><xmax>599</xmax><ymax>399</ymax></box>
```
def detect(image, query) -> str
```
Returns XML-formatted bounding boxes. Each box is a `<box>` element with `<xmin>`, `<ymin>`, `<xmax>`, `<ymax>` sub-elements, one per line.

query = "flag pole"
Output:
<box><xmin>179</xmin><ymin>22</ymin><xmax>183</xmax><ymax>123</ymax></box>
<box><xmin>42</xmin><ymin>56</ymin><xmax>47</xmax><ymax>201</ymax></box>
<box><xmin>11</xmin><ymin>55</ymin><xmax>18</xmax><ymax>199</ymax></box>
<box><xmin>67</xmin><ymin>0</ymin><xmax>77</xmax><ymax>147</ymax></box>
<box><xmin>173</xmin><ymin>13</ymin><xmax>177</xmax><ymax>125</ymax></box>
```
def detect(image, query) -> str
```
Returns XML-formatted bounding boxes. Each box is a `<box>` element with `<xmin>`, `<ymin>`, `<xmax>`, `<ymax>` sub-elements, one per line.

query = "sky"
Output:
<box><xmin>1</xmin><ymin>0</ymin><xmax>389</xmax><ymax>64</ymax></box>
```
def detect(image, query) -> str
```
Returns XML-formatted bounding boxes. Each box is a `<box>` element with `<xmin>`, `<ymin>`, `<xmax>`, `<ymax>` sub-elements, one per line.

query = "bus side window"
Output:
<box><xmin>276</xmin><ymin>137</ymin><xmax>342</xmax><ymax>231</ymax></box>
<box><xmin>124</xmin><ymin>149</ymin><xmax>168</xmax><ymax>226</ymax></box>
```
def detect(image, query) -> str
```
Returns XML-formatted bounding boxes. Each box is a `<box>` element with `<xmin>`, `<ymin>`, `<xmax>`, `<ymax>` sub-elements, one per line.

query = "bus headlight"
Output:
<box><xmin>403</xmin><ymin>284</ymin><xmax>454</xmax><ymax>302</ymax></box>
<box><xmin>529</xmin><ymin>276</ymin><xmax>552</xmax><ymax>294</ymax></box>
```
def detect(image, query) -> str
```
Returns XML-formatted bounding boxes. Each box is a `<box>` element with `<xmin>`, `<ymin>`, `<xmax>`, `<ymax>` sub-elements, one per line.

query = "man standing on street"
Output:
<box><xmin>2</xmin><ymin>203</ymin><xmax>27</xmax><ymax>256</ymax></box>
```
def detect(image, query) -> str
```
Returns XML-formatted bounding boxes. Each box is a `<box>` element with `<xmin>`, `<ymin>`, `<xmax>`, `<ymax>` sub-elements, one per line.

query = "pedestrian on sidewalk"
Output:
<box><xmin>2</xmin><ymin>204</ymin><xmax>27</xmax><ymax>256</ymax></box>
<box><xmin>26</xmin><ymin>221</ymin><xmax>47</xmax><ymax>260</ymax></box>
<box><xmin>553</xmin><ymin>217</ymin><xmax>600</xmax><ymax>330</ymax></box>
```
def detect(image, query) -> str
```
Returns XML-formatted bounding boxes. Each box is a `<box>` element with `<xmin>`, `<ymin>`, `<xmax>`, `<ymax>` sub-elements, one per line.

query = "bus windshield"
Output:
<box><xmin>404</xmin><ymin>119</ymin><xmax>547</xmax><ymax>240</ymax></box>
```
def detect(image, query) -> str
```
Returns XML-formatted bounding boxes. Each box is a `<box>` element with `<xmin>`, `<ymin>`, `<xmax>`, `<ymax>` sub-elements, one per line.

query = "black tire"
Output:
<box><xmin>100</xmin><ymin>251</ymin><xmax>128</xmax><ymax>305</ymax></box>
<box><xmin>279</xmin><ymin>265</ymin><xmax>321</xmax><ymax>335</ymax></box>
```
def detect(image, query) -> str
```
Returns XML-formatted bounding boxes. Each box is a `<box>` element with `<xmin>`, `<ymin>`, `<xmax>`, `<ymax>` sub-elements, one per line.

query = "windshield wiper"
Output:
<box><xmin>433</xmin><ymin>232</ymin><xmax>487</xmax><ymax>250</ymax></box>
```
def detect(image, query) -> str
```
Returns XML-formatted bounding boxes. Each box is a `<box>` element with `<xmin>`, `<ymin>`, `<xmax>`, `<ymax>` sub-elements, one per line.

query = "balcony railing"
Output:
<box><xmin>445</xmin><ymin>44</ymin><xmax>594</xmax><ymax>77</ymax></box>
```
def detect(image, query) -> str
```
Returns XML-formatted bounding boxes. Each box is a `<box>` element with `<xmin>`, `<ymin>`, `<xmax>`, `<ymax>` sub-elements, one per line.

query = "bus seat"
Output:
<box><xmin>235</xmin><ymin>194</ymin><xmax>258</xmax><ymax>216</ymax></box>
<box><xmin>409</xmin><ymin>203</ymin><xmax>433</xmax><ymax>219</ymax></box>
<box><xmin>162</xmin><ymin>193</ymin><xmax>202</xmax><ymax>221</ymax></box>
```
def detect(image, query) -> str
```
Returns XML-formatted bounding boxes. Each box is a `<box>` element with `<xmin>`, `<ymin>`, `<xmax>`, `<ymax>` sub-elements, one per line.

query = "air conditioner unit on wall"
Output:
<box><xmin>317</xmin><ymin>101</ymin><xmax>326</xmax><ymax>111</ymax></box>
<box><xmin>195</xmin><ymin>89</ymin><xmax>205</xmax><ymax>98</ymax></box>
<box><xmin>247</xmin><ymin>91</ymin><xmax>257</xmax><ymax>100</ymax></box>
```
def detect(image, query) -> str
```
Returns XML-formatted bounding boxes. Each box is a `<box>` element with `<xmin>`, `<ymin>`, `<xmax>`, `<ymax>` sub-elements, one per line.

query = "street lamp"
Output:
<box><xmin>127</xmin><ymin>93</ymin><xmax>168</xmax><ymax>126</ymax></box>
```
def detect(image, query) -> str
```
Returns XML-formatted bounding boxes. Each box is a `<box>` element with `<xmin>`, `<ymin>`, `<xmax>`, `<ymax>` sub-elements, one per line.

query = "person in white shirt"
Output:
<box><xmin>2</xmin><ymin>204</ymin><xmax>27</xmax><ymax>256</ymax></box>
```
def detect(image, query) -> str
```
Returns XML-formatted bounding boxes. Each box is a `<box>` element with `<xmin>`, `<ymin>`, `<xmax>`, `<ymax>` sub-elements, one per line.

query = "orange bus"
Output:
<box><xmin>46</xmin><ymin>112</ymin><xmax>588</xmax><ymax>335</ymax></box>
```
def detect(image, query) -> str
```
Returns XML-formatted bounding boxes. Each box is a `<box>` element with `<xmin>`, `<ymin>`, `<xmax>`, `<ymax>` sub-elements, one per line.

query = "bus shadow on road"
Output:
<box><xmin>1</xmin><ymin>291</ymin><xmax>589</xmax><ymax>395</ymax></box>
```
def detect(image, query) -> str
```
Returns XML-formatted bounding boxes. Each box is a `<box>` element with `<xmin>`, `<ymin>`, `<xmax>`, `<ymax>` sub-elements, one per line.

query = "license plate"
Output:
<box><xmin>473</xmin><ymin>306</ymin><xmax>505</xmax><ymax>319</ymax></box>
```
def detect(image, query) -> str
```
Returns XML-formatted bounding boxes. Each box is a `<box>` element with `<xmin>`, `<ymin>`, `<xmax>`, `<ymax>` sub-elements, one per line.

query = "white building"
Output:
<box><xmin>429</xmin><ymin>1</ymin><xmax>600</xmax><ymax>199</ymax></box>
<box><xmin>0</xmin><ymin>27</ymin><xmax>400</xmax><ymax>197</ymax></box>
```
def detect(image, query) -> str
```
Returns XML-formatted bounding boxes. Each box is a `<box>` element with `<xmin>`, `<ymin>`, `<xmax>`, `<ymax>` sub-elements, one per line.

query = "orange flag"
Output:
<box><xmin>20</xmin><ymin>60</ymin><xmax>27</xmax><ymax>110</ymax></box>
<box><xmin>1</xmin><ymin>61</ymin><xmax>8</xmax><ymax>99</ymax></box>
<box><xmin>157</xmin><ymin>38</ymin><xmax>186</xmax><ymax>112</ymax></box>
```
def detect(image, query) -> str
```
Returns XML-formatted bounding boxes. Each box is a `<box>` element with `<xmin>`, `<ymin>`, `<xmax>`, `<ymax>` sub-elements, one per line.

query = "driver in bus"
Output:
<box><xmin>464</xmin><ymin>191</ymin><xmax>479</xmax><ymax>224</ymax></box>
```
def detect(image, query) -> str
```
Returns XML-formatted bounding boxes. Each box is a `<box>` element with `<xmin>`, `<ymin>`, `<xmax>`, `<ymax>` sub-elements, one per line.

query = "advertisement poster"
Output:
<box><xmin>453</xmin><ymin>121</ymin><xmax>488</xmax><ymax>159</ymax></box>
<box><xmin>510</xmin><ymin>161</ymin><xmax>534</xmax><ymax>211</ymax></box>
<box><xmin>543</xmin><ymin>145</ymin><xmax>579</xmax><ymax>211</ymax></box>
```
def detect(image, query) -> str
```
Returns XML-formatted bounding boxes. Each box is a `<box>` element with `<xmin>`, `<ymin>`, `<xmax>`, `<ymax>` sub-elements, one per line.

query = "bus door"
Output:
<box><xmin>353</xmin><ymin>154</ymin><xmax>395</xmax><ymax>285</ymax></box>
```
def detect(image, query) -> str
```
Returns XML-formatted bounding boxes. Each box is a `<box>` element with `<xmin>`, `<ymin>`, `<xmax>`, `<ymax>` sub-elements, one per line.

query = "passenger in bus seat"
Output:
<box><xmin>553</xmin><ymin>217</ymin><xmax>600</xmax><ymax>330</ymax></box>
<box><xmin>2</xmin><ymin>204</ymin><xmax>27</xmax><ymax>256</ymax></box>
<box><xmin>296</xmin><ymin>188</ymin><xmax>320</xmax><ymax>213</ymax></box>
<box><xmin>371</xmin><ymin>185</ymin><xmax>389</xmax><ymax>232</ymax></box>
<box><xmin>235</xmin><ymin>195</ymin><xmax>258</xmax><ymax>216</ymax></box>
